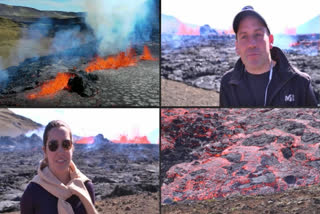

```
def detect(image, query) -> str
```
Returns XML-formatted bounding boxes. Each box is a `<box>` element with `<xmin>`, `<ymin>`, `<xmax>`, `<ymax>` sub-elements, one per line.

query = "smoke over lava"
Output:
<box><xmin>84</xmin><ymin>0</ymin><xmax>154</xmax><ymax>56</ymax></box>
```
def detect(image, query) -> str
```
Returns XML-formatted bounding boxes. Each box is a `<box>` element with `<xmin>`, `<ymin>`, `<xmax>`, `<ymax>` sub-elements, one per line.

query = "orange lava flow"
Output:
<box><xmin>112</xmin><ymin>134</ymin><xmax>151</xmax><ymax>144</ymax></box>
<box><xmin>140</xmin><ymin>45</ymin><xmax>157</xmax><ymax>61</ymax></box>
<box><xmin>85</xmin><ymin>48</ymin><xmax>138</xmax><ymax>73</ymax></box>
<box><xmin>76</xmin><ymin>136</ymin><xmax>95</xmax><ymax>144</ymax></box>
<box><xmin>27</xmin><ymin>72</ymin><xmax>74</xmax><ymax>99</ymax></box>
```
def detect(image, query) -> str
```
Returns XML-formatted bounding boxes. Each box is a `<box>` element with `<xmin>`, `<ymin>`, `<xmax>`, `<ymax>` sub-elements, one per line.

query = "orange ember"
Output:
<box><xmin>28</xmin><ymin>72</ymin><xmax>74</xmax><ymax>99</ymax></box>
<box><xmin>140</xmin><ymin>45</ymin><xmax>157</xmax><ymax>61</ymax></box>
<box><xmin>76</xmin><ymin>136</ymin><xmax>95</xmax><ymax>144</ymax></box>
<box><xmin>112</xmin><ymin>134</ymin><xmax>151</xmax><ymax>144</ymax></box>
<box><xmin>85</xmin><ymin>48</ymin><xmax>138</xmax><ymax>73</ymax></box>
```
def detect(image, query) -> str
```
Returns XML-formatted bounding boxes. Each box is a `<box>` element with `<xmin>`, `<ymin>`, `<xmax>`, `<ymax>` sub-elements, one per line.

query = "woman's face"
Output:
<box><xmin>43</xmin><ymin>126</ymin><xmax>73</xmax><ymax>176</ymax></box>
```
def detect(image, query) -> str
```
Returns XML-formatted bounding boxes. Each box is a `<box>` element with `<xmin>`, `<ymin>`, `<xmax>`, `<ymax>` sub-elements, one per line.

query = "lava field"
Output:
<box><xmin>0</xmin><ymin>134</ymin><xmax>159</xmax><ymax>213</ymax></box>
<box><xmin>161</xmin><ymin>35</ymin><xmax>320</xmax><ymax>103</ymax></box>
<box><xmin>161</xmin><ymin>108</ymin><xmax>320</xmax><ymax>203</ymax></box>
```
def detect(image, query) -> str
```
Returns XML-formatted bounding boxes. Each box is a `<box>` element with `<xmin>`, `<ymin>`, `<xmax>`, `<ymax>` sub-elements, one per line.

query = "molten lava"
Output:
<box><xmin>76</xmin><ymin>136</ymin><xmax>95</xmax><ymax>144</ymax></box>
<box><xmin>85</xmin><ymin>48</ymin><xmax>137</xmax><ymax>72</ymax></box>
<box><xmin>112</xmin><ymin>134</ymin><xmax>151</xmax><ymax>144</ymax></box>
<box><xmin>28</xmin><ymin>72</ymin><xmax>74</xmax><ymax>99</ymax></box>
<box><xmin>161</xmin><ymin>108</ymin><xmax>320</xmax><ymax>203</ymax></box>
<box><xmin>85</xmin><ymin>46</ymin><xmax>156</xmax><ymax>73</ymax></box>
<box><xmin>140</xmin><ymin>45</ymin><xmax>157</xmax><ymax>61</ymax></box>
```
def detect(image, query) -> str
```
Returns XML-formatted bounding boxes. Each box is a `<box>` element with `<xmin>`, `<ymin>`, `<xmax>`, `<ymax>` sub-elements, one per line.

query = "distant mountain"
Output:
<box><xmin>0</xmin><ymin>109</ymin><xmax>42</xmax><ymax>137</ymax></box>
<box><xmin>161</xmin><ymin>14</ymin><xmax>219</xmax><ymax>36</ymax></box>
<box><xmin>161</xmin><ymin>14</ymin><xmax>200</xmax><ymax>35</ymax></box>
<box><xmin>297</xmin><ymin>15</ymin><xmax>320</xmax><ymax>34</ymax></box>
<box><xmin>0</xmin><ymin>3</ymin><xmax>84</xmax><ymax>19</ymax></box>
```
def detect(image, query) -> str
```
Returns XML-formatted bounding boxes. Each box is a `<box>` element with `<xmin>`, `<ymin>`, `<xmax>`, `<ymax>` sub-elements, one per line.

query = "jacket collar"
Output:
<box><xmin>229</xmin><ymin>46</ymin><xmax>296</xmax><ymax>85</ymax></box>
<box><xmin>228</xmin><ymin>46</ymin><xmax>299</xmax><ymax>105</ymax></box>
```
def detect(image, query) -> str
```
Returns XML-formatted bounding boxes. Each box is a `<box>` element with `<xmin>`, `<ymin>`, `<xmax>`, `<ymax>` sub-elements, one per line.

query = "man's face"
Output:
<box><xmin>235</xmin><ymin>16</ymin><xmax>273</xmax><ymax>72</ymax></box>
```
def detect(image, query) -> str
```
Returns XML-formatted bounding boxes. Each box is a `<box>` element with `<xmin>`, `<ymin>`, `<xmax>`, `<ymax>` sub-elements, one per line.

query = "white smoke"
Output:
<box><xmin>0</xmin><ymin>57</ymin><xmax>9</xmax><ymax>88</ymax></box>
<box><xmin>83</xmin><ymin>0</ymin><xmax>151</xmax><ymax>55</ymax></box>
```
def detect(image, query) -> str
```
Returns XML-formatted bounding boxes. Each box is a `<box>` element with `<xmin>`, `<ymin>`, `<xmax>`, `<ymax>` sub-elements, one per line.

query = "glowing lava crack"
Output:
<box><xmin>161</xmin><ymin>108</ymin><xmax>320</xmax><ymax>203</ymax></box>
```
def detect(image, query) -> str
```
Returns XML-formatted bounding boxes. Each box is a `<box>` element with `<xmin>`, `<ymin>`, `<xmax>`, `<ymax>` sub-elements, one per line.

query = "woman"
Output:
<box><xmin>21</xmin><ymin>120</ymin><xmax>98</xmax><ymax>214</ymax></box>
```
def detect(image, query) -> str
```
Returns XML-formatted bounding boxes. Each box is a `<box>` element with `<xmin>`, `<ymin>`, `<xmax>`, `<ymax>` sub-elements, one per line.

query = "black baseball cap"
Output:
<box><xmin>233</xmin><ymin>6</ymin><xmax>270</xmax><ymax>35</ymax></box>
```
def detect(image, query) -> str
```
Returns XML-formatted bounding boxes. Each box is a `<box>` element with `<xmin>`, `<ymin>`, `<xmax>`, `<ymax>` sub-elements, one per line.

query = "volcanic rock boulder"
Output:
<box><xmin>161</xmin><ymin>108</ymin><xmax>320</xmax><ymax>203</ymax></box>
<box><xmin>68</xmin><ymin>70</ymin><xmax>98</xmax><ymax>97</ymax></box>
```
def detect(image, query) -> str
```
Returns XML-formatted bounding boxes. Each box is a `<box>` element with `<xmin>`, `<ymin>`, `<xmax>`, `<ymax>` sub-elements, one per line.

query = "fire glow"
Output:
<box><xmin>85</xmin><ymin>45</ymin><xmax>156</xmax><ymax>73</ymax></box>
<box><xmin>161</xmin><ymin>108</ymin><xmax>320</xmax><ymax>203</ymax></box>
<box><xmin>112</xmin><ymin>134</ymin><xmax>151</xmax><ymax>144</ymax></box>
<box><xmin>177</xmin><ymin>22</ymin><xmax>200</xmax><ymax>36</ymax></box>
<box><xmin>27</xmin><ymin>72</ymin><xmax>74</xmax><ymax>99</ymax></box>
<box><xmin>75</xmin><ymin>136</ymin><xmax>95</xmax><ymax>144</ymax></box>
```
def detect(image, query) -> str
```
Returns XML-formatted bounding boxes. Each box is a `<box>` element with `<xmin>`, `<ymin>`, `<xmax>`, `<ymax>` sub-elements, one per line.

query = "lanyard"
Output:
<box><xmin>264</xmin><ymin>63</ymin><xmax>273</xmax><ymax>106</ymax></box>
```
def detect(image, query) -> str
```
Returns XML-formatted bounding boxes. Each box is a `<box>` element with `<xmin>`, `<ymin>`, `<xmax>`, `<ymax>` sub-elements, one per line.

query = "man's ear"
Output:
<box><xmin>269</xmin><ymin>34</ymin><xmax>274</xmax><ymax>49</ymax></box>
<box><xmin>235</xmin><ymin>40</ymin><xmax>240</xmax><ymax>55</ymax></box>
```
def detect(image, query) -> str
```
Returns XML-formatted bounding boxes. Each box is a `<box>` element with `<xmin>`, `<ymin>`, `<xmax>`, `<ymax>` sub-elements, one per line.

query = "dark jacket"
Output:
<box><xmin>20</xmin><ymin>181</ymin><xmax>95</xmax><ymax>214</ymax></box>
<box><xmin>220</xmin><ymin>47</ymin><xmax>318</xmax><ymax>107</ymax></box>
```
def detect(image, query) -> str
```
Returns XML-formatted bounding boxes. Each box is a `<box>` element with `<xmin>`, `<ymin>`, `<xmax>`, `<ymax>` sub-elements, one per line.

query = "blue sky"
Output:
<box><xmin>162</xmin><ymin>0</ymin><xmax>320</xmax><ymax>34</ymax></box>
<box><xmin>0</xmin><ymin>0</ymin><xmax>84</xmax><ymax>12</ymax></box>
<box><xmin>10</xmin><ymin>108</ymin><xmax>159</xmax><ymax>144</ymax></box>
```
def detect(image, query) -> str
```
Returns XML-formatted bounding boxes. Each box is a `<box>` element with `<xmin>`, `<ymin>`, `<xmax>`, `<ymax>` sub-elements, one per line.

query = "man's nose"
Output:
<box><xmin>248</xmin><ymin>36</ymin><xmax>257</xmax><ymax>47</ymax></box>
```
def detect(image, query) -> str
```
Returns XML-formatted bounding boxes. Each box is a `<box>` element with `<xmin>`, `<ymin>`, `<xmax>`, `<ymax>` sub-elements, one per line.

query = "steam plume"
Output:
<box><xmin>83</xmin><ymin>0</ymin><xmax>152</xmax><ymax>55</ymax></box>
<box><xmin>0</xmin><ymin>58</ymin><xmax>8</xmax><ymax>88</ymax></box>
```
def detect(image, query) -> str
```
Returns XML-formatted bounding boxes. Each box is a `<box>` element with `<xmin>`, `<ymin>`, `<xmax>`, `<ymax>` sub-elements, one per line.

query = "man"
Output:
<box><xmin>220</xmin><ymin>6</ymin><xmax>318</xmax><ymax>107</ymax></box>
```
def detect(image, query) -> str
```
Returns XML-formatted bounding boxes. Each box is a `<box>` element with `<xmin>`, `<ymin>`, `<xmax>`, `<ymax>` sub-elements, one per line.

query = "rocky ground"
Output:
<box><xmin>0</xmin><ymin>134</ymin><xmax>159</xmax><ymax>213</ymax></box>
<box><xmin>162</xmin><ymin>183</ymin><xmax>320</xmax><ymax>214</ymax></box>
<box><xmin>161</xmin><ymin>78</ymin><xmax>219</xmax><ymax>106</ymax></box>
<box><xmin>161</xmin><ymin>108</ymin><xmax>320</xmax><ymax>213</ymax></box>
<box><xmin>161</xmin><ymin>35</ymin><xmax>320</xmax><ymax>106</ymax></box>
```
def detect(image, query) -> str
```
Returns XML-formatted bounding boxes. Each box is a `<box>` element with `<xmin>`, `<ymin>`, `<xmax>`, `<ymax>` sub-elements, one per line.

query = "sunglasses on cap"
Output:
<box><xmin>48</xmin><ymin>140</ymin><xmax>72</xmax><ymax>152</ymax></box>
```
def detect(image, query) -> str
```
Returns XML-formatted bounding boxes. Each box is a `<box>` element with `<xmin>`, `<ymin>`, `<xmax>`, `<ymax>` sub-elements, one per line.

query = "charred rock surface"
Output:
<box><xmin>161</xmin><ymin>108</ymin><xmax>320</xmax><ymax>204</ymax></box>
<box><xmin>161</xmin><ymin>35</ymin><xmax>320</xmax><ymax>102</ymax></box>
<box><xmin>0</xmin><ymin>134</ymin><xmax>159</xmax><ymax>212</ymax></box>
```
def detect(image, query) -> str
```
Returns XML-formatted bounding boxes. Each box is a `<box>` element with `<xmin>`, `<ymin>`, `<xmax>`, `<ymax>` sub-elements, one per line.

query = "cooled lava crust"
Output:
<box><xmin>161</xmin><ymin>108</ymin><xmax>320</xmax><ymax>203</ymax></box>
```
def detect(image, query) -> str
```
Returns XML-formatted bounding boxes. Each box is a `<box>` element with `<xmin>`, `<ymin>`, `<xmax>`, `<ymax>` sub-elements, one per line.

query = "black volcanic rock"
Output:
<box><xmin>200</xmin><ymin>24</ymin><xmax>218</xmax><ymax>36</ymax></box>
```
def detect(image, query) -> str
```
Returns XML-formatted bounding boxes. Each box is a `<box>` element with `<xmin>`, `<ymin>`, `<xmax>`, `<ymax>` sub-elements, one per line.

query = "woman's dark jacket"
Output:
<box><xmin>20</xmin><ymin>180</ymin><xmax>95</xmax><ymax>214</ymax></box>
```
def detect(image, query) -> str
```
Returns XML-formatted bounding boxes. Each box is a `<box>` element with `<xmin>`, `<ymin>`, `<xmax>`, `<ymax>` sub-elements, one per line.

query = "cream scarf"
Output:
<box><xmin>31</xmin><ymin>159</ymin><xmax>98</xmax><ymax>214</ymax></box>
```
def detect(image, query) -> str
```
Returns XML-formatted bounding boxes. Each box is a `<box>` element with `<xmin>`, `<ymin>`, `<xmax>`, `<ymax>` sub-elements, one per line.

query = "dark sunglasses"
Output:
<box><xmin>48</xmin><ymin>140</ymin><xmax>72</xmax><ymax>152</ymax></box>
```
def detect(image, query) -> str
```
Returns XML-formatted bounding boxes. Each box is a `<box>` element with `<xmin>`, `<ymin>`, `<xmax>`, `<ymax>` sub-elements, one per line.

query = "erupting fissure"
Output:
<box><xmin>112</xmin><ymin>134</ymin><xmax>151</xmax><ymax>144</ymax></box>
<box><xmin>76</xmin><ymin>136</ymin><xmax>95</xmax><ymax>144</ymax></box>
<box><xmin>85</xmin><ymin>45</ymin><xmax>156</xmax><ymax>73</ymax></box>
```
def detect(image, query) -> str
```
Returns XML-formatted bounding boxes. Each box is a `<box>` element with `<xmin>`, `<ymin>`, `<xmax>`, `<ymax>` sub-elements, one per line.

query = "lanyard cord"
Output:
<box><xmin>264</xmin><ymin>63</ymin><xmax>273</xmax><ymax>106</ymax></box>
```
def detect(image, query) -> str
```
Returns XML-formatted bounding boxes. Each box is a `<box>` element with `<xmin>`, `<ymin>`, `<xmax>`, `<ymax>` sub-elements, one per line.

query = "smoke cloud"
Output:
<box><xmin>83</xmin><ymin>0</ymin><xmax>153</xmax><ymax>55</ymax></box>
<box><xmin>273</xmin><ymin>34</ymin><xmax>297</xmax><ymax>50</ymax></box>
<box><xmin>9</xmin><ymin>17</ymin><xmax>52</xmax><ymax>64</ymax></box>
<box><xmin>0</xmin><ymin>58</ymin><xmax>9</xmax><ymax>89</ymax></box>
